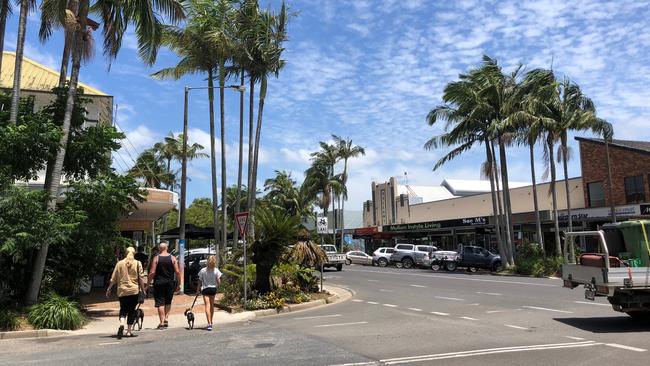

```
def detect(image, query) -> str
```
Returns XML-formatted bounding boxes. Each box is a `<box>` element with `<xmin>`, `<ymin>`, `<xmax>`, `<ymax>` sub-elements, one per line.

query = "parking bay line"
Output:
<box><xmin>605</xmin><ymin>343</ymin><xmax>647</xmax><ymax>352</ymax></box>
<box><xmin>564</xmin><ymin>336</ymin><xmax>585</xmax><ymax>341</ymax></box>
<box><xmin>574</xmin><ymin>301</ymin><xmax>610</xmax><ymax>307</ymax></box>
<box><xmin>523</xmin><ymin>306</ymin><xmax>573</xmax><ymax>314</ymax></box>
<box><xmin>314</xmin><ymin>321</ymin><xmax>368</xmax><ymax>328</ymax></box>
<box><xmin>294</xmin><ymin>314</ymin><xmax>342</xmax><ymax>320</ymax></box>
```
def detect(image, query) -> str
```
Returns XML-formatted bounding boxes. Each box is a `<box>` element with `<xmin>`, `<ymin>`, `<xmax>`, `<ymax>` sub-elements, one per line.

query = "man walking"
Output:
<box><xmin>148</xmin><ymin>242</ymin><xmax>180</xmax><ymax>329</ymax></box>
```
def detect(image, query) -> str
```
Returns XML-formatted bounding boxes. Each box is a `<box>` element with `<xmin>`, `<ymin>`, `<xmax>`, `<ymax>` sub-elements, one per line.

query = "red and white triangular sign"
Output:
<box><xmin>235</xmin><ymin>212</ymin><xmax>249</xmax><ymax>238</ymax></box>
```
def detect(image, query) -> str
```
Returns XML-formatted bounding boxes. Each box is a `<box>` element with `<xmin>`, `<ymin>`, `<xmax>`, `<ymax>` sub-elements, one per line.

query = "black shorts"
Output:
<box><xmin>153</xmin><ymin>282</ymin><xmax>175</xmax><ymax>307</ymax></box>
<box><xmin>201</xmin><ymin>287</ymin><xmax>217</xmax><ymax>296</ymax></box>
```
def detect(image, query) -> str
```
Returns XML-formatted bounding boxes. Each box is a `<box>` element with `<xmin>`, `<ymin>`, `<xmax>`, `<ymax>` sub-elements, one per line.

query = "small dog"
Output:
<box><xmin>184</xmin><ymin>308</ymin><xmax>195</xmax><ymax>329</ymax></box>
<box><xmin>135</xmin><ymin>308</ymin><xmax>145</xmax><ymax>331</ymax></box>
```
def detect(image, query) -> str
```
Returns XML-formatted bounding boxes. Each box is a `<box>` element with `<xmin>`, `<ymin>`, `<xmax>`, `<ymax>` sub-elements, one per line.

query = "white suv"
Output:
<box><xmin>372</xmin><ymin>247</ymin><xmax>395</xmax><ymax>267</ymax></box>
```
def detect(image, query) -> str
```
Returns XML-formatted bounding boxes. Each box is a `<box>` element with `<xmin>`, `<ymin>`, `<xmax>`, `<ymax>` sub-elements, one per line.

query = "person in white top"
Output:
<box><xmin>197</xmin><ymin>256</ymin><xmax>222</xmax><ymax>331</ymax></box>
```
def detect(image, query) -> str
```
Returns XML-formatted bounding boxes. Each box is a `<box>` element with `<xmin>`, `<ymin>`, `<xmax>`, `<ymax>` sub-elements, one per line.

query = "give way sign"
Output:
<box><xmin>235</xmin><ymin>212</ymin><xmax>249</xmax><ymax>238</ymax></box>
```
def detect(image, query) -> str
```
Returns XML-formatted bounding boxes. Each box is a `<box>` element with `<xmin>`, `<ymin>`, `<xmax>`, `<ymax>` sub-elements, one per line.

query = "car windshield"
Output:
<box><xmin>322</xmin><ymin>245</ymin><xmax>336</xmax><ymax>253</ymax></box>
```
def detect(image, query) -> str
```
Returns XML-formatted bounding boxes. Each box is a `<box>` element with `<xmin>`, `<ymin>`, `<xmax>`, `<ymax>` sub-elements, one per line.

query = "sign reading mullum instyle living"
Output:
<box><xmin>383</xmin><ymin>216</ymin><xmax>489</xmax><ymax>233</ymax></box>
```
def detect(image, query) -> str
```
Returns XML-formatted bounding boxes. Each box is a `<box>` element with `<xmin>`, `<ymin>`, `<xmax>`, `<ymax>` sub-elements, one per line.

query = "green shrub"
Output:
<box><xmin>0</xmin><ymin>309</ymin><xmax>21</xmax><ymax>331</ymax></box>
<box><xmin>243</xmin><ymin>291</ymin><xmax>286</xmax><ymax>311</ymax></box>
<box><xmin>515</xmin><ymin>243</ymin><xmax>562</xmax><ymax>277</ymax></box>
<box><xmin>28</xmin><ymin>293</ymin><xmax>86</xmax><ymax>330</ymax></box>
<box><xmin>272</xmin><ymin>263</ymin><xmax>319</xmax><ymax>292</ymax></box>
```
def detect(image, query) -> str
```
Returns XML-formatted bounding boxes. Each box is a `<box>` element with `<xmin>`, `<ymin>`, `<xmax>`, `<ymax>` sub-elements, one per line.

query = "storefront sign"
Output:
<box><xmin>383</xmin><ymin>216</ymin><xmax>488</xmax><ymax>233</ymax></box>
<box><xmin>558</xmin><ymin>204</ymin><xmax>640</xmax><ymax>220</ymax></box>
<box><xmin>354</xmin><ymin>226</ymin><xmax>379</xmax><ymax>235</ymax></box>
<box><xmin>641</xmin><ymin>204</ymin><xmax>650</xmax><ymax>216</ymax></box>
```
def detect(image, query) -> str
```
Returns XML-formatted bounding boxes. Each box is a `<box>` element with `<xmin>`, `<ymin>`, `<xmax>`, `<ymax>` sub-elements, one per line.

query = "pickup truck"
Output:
<box><xmin>321</xmin><ymin>244</ymin><xmax>346</xmax><ymax>271</ymax></box>
<box><xmin>561</xmin><ymin>221</ymin><xmax>650</xmax><ymax>319</ymax></box>
<box><xmin>426</xmin><ymin>245</ymin><xmax>502</xmax><ymax>272</ymax></box>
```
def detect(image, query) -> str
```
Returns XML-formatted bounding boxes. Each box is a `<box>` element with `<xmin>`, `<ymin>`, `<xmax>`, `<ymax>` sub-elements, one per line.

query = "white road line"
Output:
<box><xmin>329</xmin><ymin>362</ymin><xmax>378</xmax><ymax>366</ymax></box>
<box><xmin>504</xmin><ymin>324</ymin><xmax>528</xmax><ymax>330</ymax></box>
<box><xmin>98</xmin><ymin>342</ymin><xmax>120</xmax><ymax>346</ymax></box>
<box><xmin>352</xmin><ymin>299</ymin><xmax>364</xmax><ymax>303</ymax></box>
<box><xmin>435</xmin><ymin>296</ymin><xmax>465</xmax><ymax>301</ymax></box>
<box><xmin>523</xmin><ymin>306</ymin><xmax>573</xmax><ymax>314</ymax></box>
<box><xmin>564</xmin><ymin>336</ymin><xmax>585</xmax><ymax>341</ymax></box>
<box><xmin>408</xmin><ymin>308</ymin><xmax>423</xmax><ymax>312</ymax></box>
<box><xmin>430</xmin><ymin>311</ymin><xmax>450</xmax><ymax>316</ymax></box>
<box><xmin>605</xmin><ymin>343</ymin><xmax>647</xmax><ymax>352</ymax></box>
<box><xmin>344</xmin><ymin>268</ymin><xmax>558</xmax><ymax>287</ymax></box>
<box><xmin>383</xmin><ymin>304</ymin><xmax>399</xmax><ymax>308</ymax></box>
<box><xmin>409</xmin><ymin>284</ymin><xmax>427</xmax><ymax>288</ymax></box>
<box><xmin>379</xmin><ymin>341</ymin><xmax>598</xmax><ymax>364</ymax></box>
<box><xmin>367</xmin><ymin>279</ymin><xmax>379</xmax><ymax>282</ymax></box>
<box><xmin>460</xmin><ymin>316</ymin><xmax>479</xmax><ymax>321</ymax></box>
<box><xmin>486</xmin><ymin>310</ymin><xmax>505</xmax><ymax>314</ymax></box>
<box><xmin>468</xmin><ymin>303</ymin><xmax>480</xmax><ymax>306</ymax></box>
<box><xmin>477</xmin><ymin>292</ymin><xmax>502</xmax><ymax>296</ymax></box>
<box><xmin>574</xmin><ymin>301</ymin><xmax>611</xmax><ymax>307</ymax></box>
<box><xmin>379</xmin><ymin>289</ymin><xmax>393</xmax><ymax>292</ymax></box>
<box><xmin>294</xmin><ymin>314</ymin><xmax>342</xmax><ymax>320</ymax></box>
<box><xmin>366</xmin><ymin>301</ymin><xmax>379</xmax><ymax>305</ymax></box>
<box><xmin>314</xmin><ymin>321</ymin><xmax>368</xmax><ymax>328</ymax></box>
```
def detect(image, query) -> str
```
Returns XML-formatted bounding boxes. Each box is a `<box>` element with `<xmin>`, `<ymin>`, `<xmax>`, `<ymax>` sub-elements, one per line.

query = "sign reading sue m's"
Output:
<box><xmin>384</xmin><ymin>216</ymin><xmax>488</xmax><ymax>233</ymax></box>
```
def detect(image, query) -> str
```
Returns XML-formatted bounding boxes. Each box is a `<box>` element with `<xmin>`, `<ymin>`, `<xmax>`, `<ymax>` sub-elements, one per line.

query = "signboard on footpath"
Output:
<box><xmin>383</xmin><ymin>216</ymin><xmax>488</xmax><ymax>233</ymax></box>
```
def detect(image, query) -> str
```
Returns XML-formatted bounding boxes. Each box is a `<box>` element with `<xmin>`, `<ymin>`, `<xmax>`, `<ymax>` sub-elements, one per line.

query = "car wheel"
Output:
<box><xmin>445</xmin><ymin>261</ymin><xmax>457</xmax><ymax>272</ymax></box>
<box><xmin>431</xmin><ymin>264</ymin><xmax>441</xmax><ymax>271</ymax></box>
<box><xmin>491</xmin><ymin>262</ymin><xmax>503</xmax><ymax>272</ymax></box>
<box><xmin>336</xmin><ymin>264</ymin><xmax>343</xmax><ymax>272</ymax></box>
<box><xmin>402</xmin><ymin>257</ymin><xmax>414</xmax><ymax>269</ymax></box>
<box><xmin>395</xmin><ymin>262</ymin><xmax>403</xmax><ymax>268</ymax></box>
<box><xmin>346</xmin><ymin>259</ymin><xmax>352</xmax><ymax>265</ymax></box>
<box><xmin>467</xmin><ymin>267</ymin><xmax>478</xmax><ymax>273</ymax></box>
<box><xmin>378</xmin><ymin>258</ymin><xmax>388</xmax><ymax>267</ymax></box>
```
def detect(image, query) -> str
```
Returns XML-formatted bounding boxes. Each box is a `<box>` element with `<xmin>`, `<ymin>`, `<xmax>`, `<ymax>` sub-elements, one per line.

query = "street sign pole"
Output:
<box><xmin>235</xmin><ymin>212</ymin><xmax>250</xmax><ymax>305</ymax></box>
<box><xmin>317</xmin><ymin>217</ymin><xmax>328</xmax><ymax>293</ymax></box>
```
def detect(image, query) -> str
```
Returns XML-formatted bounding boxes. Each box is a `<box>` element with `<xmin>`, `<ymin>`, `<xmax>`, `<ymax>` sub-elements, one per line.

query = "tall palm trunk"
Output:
<box><xmin>548</xmin><ymin>135</ymin><xmax>562</xmax><ymax>258</ymax></box>
<box><xmin>491</xmin><ymin>141</ymin><xmax>507</xmax><ymax>260</ymax></box>
<box><xmin>25</xmin><ymin>0</ymin><xmax>85</xmax><ymax>305</ymax></box>
<box><xmin>250</xmin><ymin>75</ymin><xmax>267</xmax><ymax>234</ymax></box>
<box><xmin>58</xmin><ymin>0</ymin><xmax>75</xmax><ymax>88</ymax></box>
<box><xmin>0</xmin><ymin>1</ymin><xmax>9</xmax><ymax>78</ymax></box>
<box><xmin>560</xmin><ymin>137</ymin><xmax>573</xmax><ymax>263</ymax></box>
<box><xmin>9</xmin><ymin>0</ymin><xmax>29</xmax><ymax>124</ymax></box>
<box><xmin>219</xmin><ymin>62</ymin><xmax>227</xmax><ymax>252</ymax></box>
<box><xmin>234</xmin><ymin>70</ymin><xmax>244</xmax><ymax>246</ymax></box>
<box><xmin>529</xmin><ymin>142</ymin><xmax>544</xmax><ymax>255</ymax></box>
<box><xmin>246</xmin><ymin>77</ymin><xmax>255</xmax><ymax>237</ymax></box>
<box><xmin>498</xmin><ymin>138</ymin><xmax>515</xmax><ymax>266</ymax></box>
<box><xmin>208</xmin><ymin>68</ymin><xmax>220</xmax><ymax>252</ymax></box>
<box><xmin>339</xmin><ymin>160</ymin><xmax>347</xmax><ymax>249</ymax></box>
<box><xmin>485</xmin><ymin>140</ymin><xmax>506</xmax><ymax>267</ymax></box>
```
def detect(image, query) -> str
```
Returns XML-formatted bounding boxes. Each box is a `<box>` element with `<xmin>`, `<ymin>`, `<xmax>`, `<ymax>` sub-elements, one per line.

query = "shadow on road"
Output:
<box><xmin>555</xmin><ymin>316</ymin><xmax>650</xmax><ymax>333</ymax></box>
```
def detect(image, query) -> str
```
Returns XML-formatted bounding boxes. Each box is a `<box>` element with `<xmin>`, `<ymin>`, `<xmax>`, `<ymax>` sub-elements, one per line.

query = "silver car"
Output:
<box><xmin>345</xmin><ymin>251</ymin><xmax>373</xmax><ymax>265</ymax></box>
<box><xmin>372</xmin><ymin>247</ymin><xmax>395</xmax><ymax>267</ymax></box>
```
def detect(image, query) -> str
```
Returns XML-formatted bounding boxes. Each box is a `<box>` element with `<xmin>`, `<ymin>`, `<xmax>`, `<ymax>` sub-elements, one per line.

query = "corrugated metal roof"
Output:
<box><xmin>0</xmin><ymin>51</ymin><xmax>107</xmax><ymax>96</ymax></box>
<box><xmin>398</xmin><ymin>184</ymin><xmax>456</xmax><ymax>203</ymax></box>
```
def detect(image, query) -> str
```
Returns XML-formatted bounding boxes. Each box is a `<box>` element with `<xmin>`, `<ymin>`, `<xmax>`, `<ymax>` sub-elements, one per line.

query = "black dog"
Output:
<box><xmin>135</xmin><ymin>308</ymin><xmax>145</xmax><ymax>331</ymax></box>
<box><xmin>184</xmin><ymin>308</ymin><xmax>195</xmax><ymax>329</ymax></box>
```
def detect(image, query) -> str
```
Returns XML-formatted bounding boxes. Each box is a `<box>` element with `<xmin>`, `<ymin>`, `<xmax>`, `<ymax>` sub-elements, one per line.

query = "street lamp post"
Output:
<box><xmin>178</xmin><ymin>84</ymin><xmax>245</xmax><ymax>292</ymax></box>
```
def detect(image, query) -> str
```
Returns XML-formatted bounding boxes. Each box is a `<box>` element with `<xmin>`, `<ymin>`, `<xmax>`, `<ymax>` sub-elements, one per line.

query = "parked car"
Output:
<box><xmin>372</xmin><ymin>247</ymin><xmax>395</xmax><ymax>267</ymax></box>
<box><xmin>425</xmin><ymin>250</ymin><xmax>460</xmax><ymax>271</ymax></box>
<box><xmin>427</xmin><ymin>246</ymin><xmax>501</xmax><ymax>272</ymax></box>
<box><xmin>321</xmin><ymin>244</ymin><xmax>346</xmax><ymax>271</ymax></box>
<box><xmin>389</xmin><ymin>244</ymin><xmax>438</xmax><ymax>269</ymax></box>
<box><xmin>345</xmin><ymin>251</ymin><xmax>373</xmax><ymax>265</ymax></box>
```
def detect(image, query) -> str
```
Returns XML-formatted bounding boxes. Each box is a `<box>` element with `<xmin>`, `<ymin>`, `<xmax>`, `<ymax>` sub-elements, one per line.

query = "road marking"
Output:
<box><xmin>294</xmin><ymin>314</ymin><xmax>342</xmax><ymax>320</ymax></box>
<box><xmin>344</xmin><ymin>268</ymin><xmax>558</xmax><ymax>287</ymax></box>
<box><xmin>379</xmin><ymin>341</ymin><xmax>598</xmax><ymax>364</ymax></box>
<box><xmin>605</xmin><ymin>343</ymin><xmax>647</xmax><ymax>352</ymax></box>
<box><xmin>379</xmin><ymin>289</ymin><xmax>393</xmax><ymax>292</ymax></box>
<box><xmin>351</xmin><ymin>299</ymin><xmax>364</xmax><ymax>302</ymax></box>
<box><xmin>486</xmin><ymin>310</ymin><xmax>504</xmax><ymax>314</ymax></box>
<box><xmin>477</xmin><ymin>291</ymin><xmax>502</xmax><ymax>296</ymax></box>
<box><xmin>367</xmin><ymin>279</ymin><xmax>379</xmax><ymax>282</ymax></box>
<box><xmin>504</xmin><ymin>324</ymin><xmax>528</xmax><ymax>330</ymax></box>
<box><xmin>314</xmin><ymin>321</ymin><xmax>368</xmax><ymax>328</ymax></box>
<box><xmin>523</xmin><ymin>306</ymin><xmax>573</xmax><ymax>314</ymax></box>
<box><xmin>460</xmin><ymin>316</ymin><xmax>479</xmax><ymax>321</ymax></box>
<box><xmin>564</xmin><ymin>336</ymin><xmax>585</xmax><ymax>341</ymax></box>
<box><xmin>366</xmin><ymin>301</ymin><xmax>379</xmax><ymax>305</ymax></box>
<box><xmin>468</xmin><ymin>303</ymin><xmax>480</xmax><ymax>306</ymax></box>
<box><xmin>430</xmin><ymin>311</ymin><xmax>450</xmax><ymax>316</ymax></box>
<box><xmin>98</xmin><ymin>342</ymin><xmax>120</xmax><ymax>346</ymax></box>
<box><xmin>409</xmin><ymin>284</ymin><xmax>426</xmax><ymax>288</ymax></box>
<box><xmin>574</xmin><ymin>301</ymin><xmax>610</xmax><ymax>307</ymax></box>
<box><xmin>383</xmin><ymin>304</ymin><xmax>399</xmax><ymax>308</ymax></box>
<box><xmin>408</xmin><ymin>308</ymin><xmax>423</xmax><ymax>312</ymax></box>
<box><xmin>329</xmin><ymin>362</ymin><xmax>378</xmax><ymax>366</ymax></box>
<box><xmin>435</xmin><ymin>296</ymin><xmax>465</xmax><ymax>301</ymax></box>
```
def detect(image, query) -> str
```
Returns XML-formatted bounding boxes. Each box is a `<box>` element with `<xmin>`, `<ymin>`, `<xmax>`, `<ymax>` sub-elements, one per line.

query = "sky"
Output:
<box><xmin>5</xmin><ymin>0</ymin><xmax>650</xmax><ymax>214</ymax></box>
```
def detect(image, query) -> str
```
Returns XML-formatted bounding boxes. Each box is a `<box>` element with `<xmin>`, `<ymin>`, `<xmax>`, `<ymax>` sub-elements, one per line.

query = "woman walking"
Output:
<box><xmin>197</xmin><ymin>256</ymin><xmax>222</xmax><ymax>331</ymax></box>
<box><xmin>106</xmin><ymin>247</ymin><xmax>146</xmax><ymax>339</ymax></box>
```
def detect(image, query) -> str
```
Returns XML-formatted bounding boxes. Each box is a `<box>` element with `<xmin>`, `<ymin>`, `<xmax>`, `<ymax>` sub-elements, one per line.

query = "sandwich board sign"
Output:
<box><xmin>235</xmin><ymin>212</ymin><xmax>249</xmax><ymax>238</ymax></box>
<box><xmin>317</xmin><ymin>217</ymin><xmax>328</xmax><ymax>234</ymax></box>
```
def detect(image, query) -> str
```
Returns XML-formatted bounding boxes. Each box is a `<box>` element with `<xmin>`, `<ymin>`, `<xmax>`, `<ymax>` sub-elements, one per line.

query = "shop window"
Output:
<box><xmin>624</xmin><ymin>175</ymin><xmax>645</xmax><ymax>203</ymax></box>
<box><xmin>587</xmin><ymin>181</ymin><xmax>605</xmax><ymax>207</ymax></box>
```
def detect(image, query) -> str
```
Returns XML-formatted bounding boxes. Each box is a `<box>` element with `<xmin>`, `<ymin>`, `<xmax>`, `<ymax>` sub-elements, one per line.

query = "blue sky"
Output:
<box><xmin>6</xmin><ymin>0</ymin><xmax>650</xmax><ymax>212</ymax></box>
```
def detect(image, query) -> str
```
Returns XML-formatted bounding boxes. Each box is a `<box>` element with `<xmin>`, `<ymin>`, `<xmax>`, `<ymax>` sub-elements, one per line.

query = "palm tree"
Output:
<box><xmin>332</xmin><ymin>135</ymin><xmax>365</xmax><ymax>247</ymax></box>
<box><xmin>128</xmin><ymin>148</ymin><xmax>176</xmax><ymax>188</ymax></box>
<box><xmin>153</xmin><ymin>132</ymin><xmax>207</xmax><ymax>190</ymax></box>
<box><xmin>0</xmin><ymin>0</ymin><xmax>12</xmax><ymax>78</ymax></box>
<box><xmin>26</xmin><ymin>0</ymin><xmax>185</xmax><ymax>305</ymax></box>
<box><xmin>9</xmin><ymin>0</ymin><xmax>31</xmax><ymax>125</ymax></box>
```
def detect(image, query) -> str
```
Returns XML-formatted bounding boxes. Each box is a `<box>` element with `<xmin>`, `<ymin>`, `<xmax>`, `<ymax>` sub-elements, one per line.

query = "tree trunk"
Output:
<box><xmin>561</xmin><ymin>137</ymin><xmax>573</xmax><ymax>263</ymax></box>
<box><xmin>234</xmin><ymin>70</ymin><xmax>244</xmax><ymax>246</ymax></box>
<box><xmin>208</xmin><ymin>68</ymin><xmax>220</xmax><ymax>253</ymax></box>
<box><xmin>548</xmin><ymin>136</ymin><xmax>562</xmax><ymax>258</ymax></box>
<box><xmin>250</xmin><ymin>76</ymin><xmax>267</xmax><ymax>235</ymax></box>
<box><xmin>219</xmin><ymin>62</ymin><xmax>227</xmax><ymax>253</ymax></box>
<box><xmin>0</xmin><ymin>1</ymin><xmax>8</xmax><ymax>78</ymax></box>
<box><xmin>246</xmin><ymin>78</ymin><xmax>255</xmax><ymax>237</ymax></box>
<box><xmin>491</xmin><ymin>141</ymin><xmax>509</xmax><ymax>264</ymax></box>
<box><xmin>486</xmin><ymin>141</ymin><xmax>506</xmax><ymax>267</ymax></box>
<box><xmin>529</xmin><ymin>143</ymin><xmax>545</xmax><ymax>255</ymax></box>
<box><xmin>9</xmin><ymin>0</ymin><xmax>29</xmax><ymax>124</ymax></box>
<box><xmin>25</xmin><ymin>0</ymin><xmax>85</xmax><ymax>305</ymax></box>
<box><xmin>339</xmin><ymin>160</ymin><xmax>347</xmax><ymax>250</ymax></box>
<box><xmin>498</xmin><ymin>139</ymin><xmax>515</xmax><ymax>266</ymax></box>
<box><xmin>255</xmin><ymin>263</ymin><xmax>272</xmax><ymax>294</ymax></box>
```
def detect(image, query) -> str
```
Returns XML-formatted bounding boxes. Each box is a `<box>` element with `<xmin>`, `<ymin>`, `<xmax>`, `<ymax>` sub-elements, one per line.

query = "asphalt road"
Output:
<box><xmin>2</xmin><ymin>265</ymin><xmax>649</xmax><ymax>365</ymax></box>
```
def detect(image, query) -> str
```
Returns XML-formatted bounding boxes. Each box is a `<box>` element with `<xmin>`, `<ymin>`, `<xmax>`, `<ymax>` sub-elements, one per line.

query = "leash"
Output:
<box><xmin>190</xmin><ymin>291</ymin><xmax>200</xmax><ymax>310</ymax></box>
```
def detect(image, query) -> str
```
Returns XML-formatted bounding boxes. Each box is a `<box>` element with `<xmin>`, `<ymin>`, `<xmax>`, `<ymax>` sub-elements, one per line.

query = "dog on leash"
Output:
<box><xmin>184</xmin><ymin>308</ymin><xmax>195</xmax><ymax>329</ymax></box>
<box><xmin>135</xmin><ymin>308</ymin><xmax>145</xmax><ymax>331</ymax></box>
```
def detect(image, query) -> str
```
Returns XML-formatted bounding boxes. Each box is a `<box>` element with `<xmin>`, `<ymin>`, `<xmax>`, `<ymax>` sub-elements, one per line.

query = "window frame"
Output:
<box><xmin>624</xmin><ymin>175</ymin><xmax>645</xmax><ymax>204</ymax></box>
<box><xmin>587</xmin><ymin>181</ymin><xmax>605</xmax><ymax>208</ymax></box>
